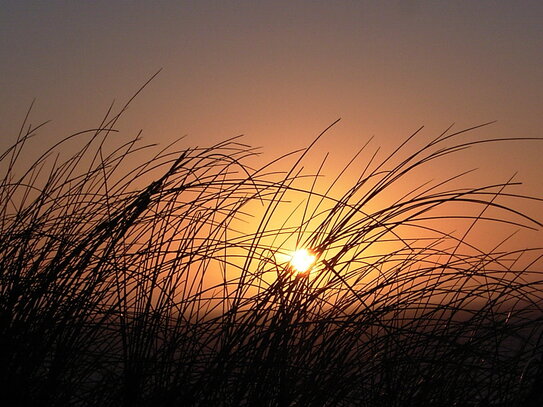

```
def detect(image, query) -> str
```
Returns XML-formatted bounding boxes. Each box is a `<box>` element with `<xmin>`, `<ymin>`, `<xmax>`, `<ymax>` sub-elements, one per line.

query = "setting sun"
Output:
<box><xmin>289</xmin><ymin>249</ymin><xmax>316</xmax><ymax>274</ymax></box>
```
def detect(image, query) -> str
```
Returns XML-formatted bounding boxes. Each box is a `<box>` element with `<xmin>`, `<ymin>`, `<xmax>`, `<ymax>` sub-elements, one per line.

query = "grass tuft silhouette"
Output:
<box><xmin>1</xmin><ymin>98</ymin><xmax>543</xmax><ymax>406</ymax></box>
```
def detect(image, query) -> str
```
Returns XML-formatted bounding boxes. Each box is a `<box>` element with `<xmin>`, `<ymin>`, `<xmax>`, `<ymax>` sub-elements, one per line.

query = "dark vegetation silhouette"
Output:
<box><xmin>1</xmin><ymin>85</ymin><xmax>543</xmax><ymax>406</ymax></box>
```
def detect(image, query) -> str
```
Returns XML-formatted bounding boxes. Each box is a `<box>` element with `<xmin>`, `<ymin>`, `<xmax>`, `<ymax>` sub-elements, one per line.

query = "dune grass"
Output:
<box><xmin>1</xmin><ymin>98</ymin><xmax>543</xmax><ymax>406</ymax></box>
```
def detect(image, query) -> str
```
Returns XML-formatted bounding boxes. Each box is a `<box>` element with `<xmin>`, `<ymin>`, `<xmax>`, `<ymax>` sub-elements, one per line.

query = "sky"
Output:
<box><xmin>1</xmin><ymin>1</ymin><xmax>542</xmax><ymax>244</ymax></box>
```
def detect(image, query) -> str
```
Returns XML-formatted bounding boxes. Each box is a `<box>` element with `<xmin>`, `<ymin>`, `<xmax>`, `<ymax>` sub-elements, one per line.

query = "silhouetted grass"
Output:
<box><xmin>1</xmin><ymin>98</ymin><xmax>543</xmax><ymax>406</ymax></box>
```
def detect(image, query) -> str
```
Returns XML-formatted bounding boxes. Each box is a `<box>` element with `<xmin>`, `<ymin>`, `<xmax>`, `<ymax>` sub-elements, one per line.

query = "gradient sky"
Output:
<box><xmin>1</xmin><ymin>1</ymin><xmax>542</xmax><ymax>223</ymax></box>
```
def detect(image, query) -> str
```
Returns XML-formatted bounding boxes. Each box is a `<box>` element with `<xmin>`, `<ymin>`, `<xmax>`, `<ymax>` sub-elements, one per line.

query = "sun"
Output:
<box><xmin>289</xmin><ymin>248</ymin><xmax>316</xmax><ymax>275</ymax></box>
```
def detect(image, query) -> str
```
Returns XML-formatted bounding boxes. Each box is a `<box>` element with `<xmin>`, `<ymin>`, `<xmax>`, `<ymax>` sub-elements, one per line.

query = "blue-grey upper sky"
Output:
<box><xmin>1</xmin><ymin>1</ymin><xmax>542</xmax><ymax>202</ymax></box>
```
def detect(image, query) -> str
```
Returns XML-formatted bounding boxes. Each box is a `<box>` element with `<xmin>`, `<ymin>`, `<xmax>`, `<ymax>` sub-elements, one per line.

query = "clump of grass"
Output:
<box><xmin>1</xmin><ymin>98</ymin><xmax>542</xmax><ymax>406</ymax></box>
